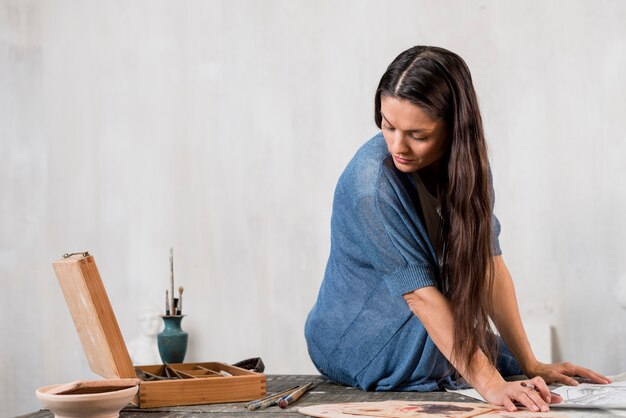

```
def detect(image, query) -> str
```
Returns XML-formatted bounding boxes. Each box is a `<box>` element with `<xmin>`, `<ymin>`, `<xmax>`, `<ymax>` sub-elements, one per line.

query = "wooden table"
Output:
<box><xmin>19</xmin><ymin>374</ymin><xmax>623</xmax><ymax>417</ymax></box>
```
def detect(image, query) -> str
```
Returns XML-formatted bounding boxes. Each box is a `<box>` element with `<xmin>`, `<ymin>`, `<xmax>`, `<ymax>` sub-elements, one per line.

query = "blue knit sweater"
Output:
<box><xmin>304</xmin><ymin>133</ymin><xmax>520</xmax><ymax>391</ymax></box>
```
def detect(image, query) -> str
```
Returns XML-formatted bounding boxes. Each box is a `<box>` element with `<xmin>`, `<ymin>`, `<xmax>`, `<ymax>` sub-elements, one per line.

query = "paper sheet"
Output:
<box><xmin>448</xmin><ymin>373</ymin><xmax>626</xmax><ymax>410</ymax></box>
<box><xmin>550</xmin><ymin>372</ymin><xmax>626</xmax><ymax>409</ymax></box>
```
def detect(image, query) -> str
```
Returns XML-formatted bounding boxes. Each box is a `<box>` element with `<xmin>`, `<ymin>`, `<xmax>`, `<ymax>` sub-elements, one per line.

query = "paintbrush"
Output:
<box><xmin>135</xmin><ymin>368</ymin><xmax>169</xmax><ymax>381</ymax></box>
<box><xmin>178</xmin><ymin>286</ymin><xmax>184</xmax><ymax>315</ymax></box>
<box><xmin>246</xmin><ymin>385</ymin><xmax>300</xmax><ymax>411</ymax></box>
<box><xmin>277</xmin><ymin>382</ymin><xmax>314</xmax><ymax>409</ymax></box>
<box><xmin>165</xmin><ymin>289</ymin><xmax>169</xmax><ymax>315</ymax></box>
<box><xmin>169</xmin><ymin>247</ymin><xmax>175</xmax><ymax>316</ymax></box>
<box><xmin>164</xmin><ymin>362</ymin><xmax>185</xmax><ymax>379</ymax></box>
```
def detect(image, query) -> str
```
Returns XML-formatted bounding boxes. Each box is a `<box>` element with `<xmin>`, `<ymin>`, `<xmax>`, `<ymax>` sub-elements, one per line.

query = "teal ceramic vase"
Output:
<box><xmin>157</xmin><ymin>315</ymin><xmax>188</xmax><ymax>363</ymax></box>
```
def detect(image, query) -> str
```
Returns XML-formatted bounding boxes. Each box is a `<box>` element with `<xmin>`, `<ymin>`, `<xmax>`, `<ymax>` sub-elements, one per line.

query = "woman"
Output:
<box><xmin>304</xmin><ymin>45</ymin><xmax>609</xmax><ymax>412</ymax></box>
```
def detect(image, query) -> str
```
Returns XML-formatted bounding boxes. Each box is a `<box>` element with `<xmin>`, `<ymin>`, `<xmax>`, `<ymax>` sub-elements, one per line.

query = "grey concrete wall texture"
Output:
<box><xmin>2</xmin><ymin>0</ymin><xmax>626</xmax><ymax>415</ymax></box>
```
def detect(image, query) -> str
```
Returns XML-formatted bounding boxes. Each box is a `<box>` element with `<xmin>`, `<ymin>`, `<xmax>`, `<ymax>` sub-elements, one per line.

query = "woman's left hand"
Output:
<box><xmin>525</xmin><ymin>361</ymin><xmax>611</xmax><ymax>386</ymax></box>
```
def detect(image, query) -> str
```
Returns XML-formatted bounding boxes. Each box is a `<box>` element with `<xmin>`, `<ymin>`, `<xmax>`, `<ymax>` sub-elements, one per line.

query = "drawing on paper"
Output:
<box><xmin>551</xmin><ymin>379</ymin><xmax>626</xmax><ymax>408</ymax></box>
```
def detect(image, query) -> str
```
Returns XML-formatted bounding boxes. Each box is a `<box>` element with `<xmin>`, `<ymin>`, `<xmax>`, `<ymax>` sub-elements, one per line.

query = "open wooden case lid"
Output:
<box><xmin>52</xmin><ymin>253</ymin><xmax>136</xmax><ymax>379</ymax></box>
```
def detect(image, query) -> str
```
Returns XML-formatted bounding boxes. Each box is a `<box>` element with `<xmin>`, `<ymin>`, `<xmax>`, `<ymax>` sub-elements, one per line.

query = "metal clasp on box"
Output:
<box><xmin>62</xmin><ymin>251</ymin><xmax>90</xmax><ymax>259</ymax></box>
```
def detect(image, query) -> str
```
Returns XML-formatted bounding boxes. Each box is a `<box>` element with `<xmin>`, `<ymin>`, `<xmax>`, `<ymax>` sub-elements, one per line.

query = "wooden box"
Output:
<box><xmin>52</xmin><ymin>254</ymin><xmax>266</xmax><ymax>408</ymax></box>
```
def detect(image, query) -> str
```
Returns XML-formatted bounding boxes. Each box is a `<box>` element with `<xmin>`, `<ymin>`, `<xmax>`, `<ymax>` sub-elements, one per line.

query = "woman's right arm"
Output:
<box><xmin>403</xmin><ymin>286</ymin><xmax>552</xmax><ymax>412</ymax></box>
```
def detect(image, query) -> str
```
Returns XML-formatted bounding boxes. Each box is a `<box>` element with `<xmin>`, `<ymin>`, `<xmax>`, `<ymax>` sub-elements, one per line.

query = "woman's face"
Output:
<box><xmin>380</xmin><ymin>95</ymin><xmax>448</xmax><ymax>174</ymax></box>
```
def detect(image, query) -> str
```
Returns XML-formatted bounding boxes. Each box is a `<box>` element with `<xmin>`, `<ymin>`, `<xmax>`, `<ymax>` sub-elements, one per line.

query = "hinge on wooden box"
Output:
<box><xmin>62</xmin><ymin>251</ymin><xmax>90</xmax><ymax>259</ymax></box>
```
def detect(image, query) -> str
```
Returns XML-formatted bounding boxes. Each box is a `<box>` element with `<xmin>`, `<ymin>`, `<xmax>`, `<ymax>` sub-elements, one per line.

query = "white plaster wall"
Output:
<box><xmin>2</xmin><ymin>0</ymin><xmax>625</xmax><ymax>415</ymax></box>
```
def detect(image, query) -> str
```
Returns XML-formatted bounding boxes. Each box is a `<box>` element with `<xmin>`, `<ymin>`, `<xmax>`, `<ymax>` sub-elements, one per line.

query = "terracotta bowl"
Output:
<box><xmin>35</xmin><ymin>384</ymin><xmax>138</xmax><ymax>418</ymax></box>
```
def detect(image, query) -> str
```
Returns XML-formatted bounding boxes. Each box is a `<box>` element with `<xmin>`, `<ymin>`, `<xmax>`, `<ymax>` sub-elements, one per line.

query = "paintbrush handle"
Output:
<box><xmin>169</xmin><ymin>248</ymin><xmax>175</xmax><ymax>315</ymax></box>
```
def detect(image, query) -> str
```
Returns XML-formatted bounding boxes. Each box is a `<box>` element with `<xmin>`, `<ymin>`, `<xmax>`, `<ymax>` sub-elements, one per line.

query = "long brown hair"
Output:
<box><xmin>374</xmin><ymin>46</ymin><xmax>497</xmax><ymax>373</ymax></box>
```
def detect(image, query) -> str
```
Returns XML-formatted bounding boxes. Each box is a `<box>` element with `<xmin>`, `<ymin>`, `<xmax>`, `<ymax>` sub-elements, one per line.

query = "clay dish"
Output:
<box><xmin>35</xmin><ymin>384</ymin><xmax>138</xmax><ymax>418</ymax></box>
